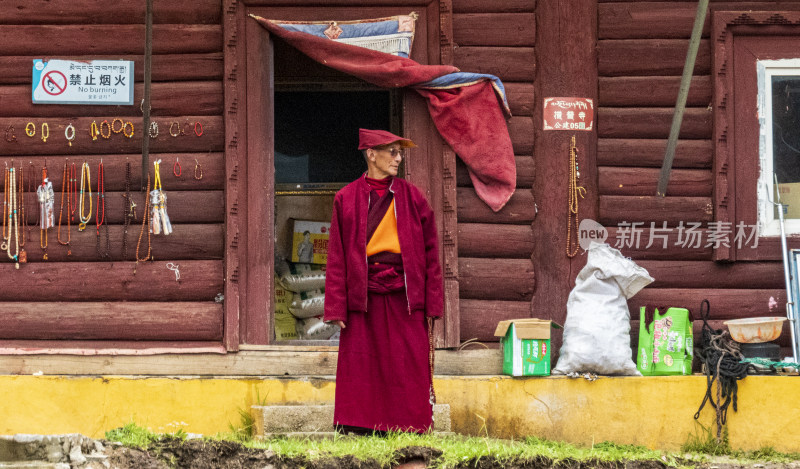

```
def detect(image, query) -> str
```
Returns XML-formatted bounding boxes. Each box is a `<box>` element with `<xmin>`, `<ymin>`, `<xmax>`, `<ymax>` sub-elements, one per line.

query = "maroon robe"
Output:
<box><xmin>326</xmin><ymin>176</ymin><xmax>441</xmax><ymax>433</ymax></box>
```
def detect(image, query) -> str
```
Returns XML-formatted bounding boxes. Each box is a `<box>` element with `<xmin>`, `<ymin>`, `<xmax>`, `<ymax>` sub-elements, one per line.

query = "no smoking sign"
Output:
<box><xmin>32</xmin><ymin>59</ymin><xmax>133</xmax><ymax>105</ymax></box>
<box><xmin>42</xmin><ymin>70</ymin><xmax>67</xmax><ymax>96</ymax></box>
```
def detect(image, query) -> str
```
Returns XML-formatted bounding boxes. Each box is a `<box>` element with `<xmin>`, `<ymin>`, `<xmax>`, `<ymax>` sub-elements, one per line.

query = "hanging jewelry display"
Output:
<box><xmin>5</xmin><ymin>166</ymin><xmax>20</xmax><ymax>268</ymax></box>
<box><xmin>41</xmin><ymin>123</ymin><xmax>49</xmax><ymax>143</ymax></box>
<box><xmin>65</xmin><ymin>123</ymin><xmax>76</xmax><ymax>147</ymax></box>
<box><xmin>169</xmin><ymin>122</ymin><xmax>180</xmax><ymax>137</ymax></box>
<box><xmin>5</xmin><ymin>125</ymin><xmax>17</xmax><ymax>143</ymax></box>
<box><xmin>90</xmin><ymin>121</ymin><xmax>100</xmax><ymax>141</ymax></box>
<box><xmin>148</xmin><ymin>121</ymin><xmax>159</xmax><ymax>139</ymax></box>
<box><xmin>57</xmin><ymin>160</ymin><xmax>73</xmax><ymax>255</ymax></box>
<box><xmin>95</xmin><ymin>160</ymin><xmax>110</xmax><ymax>259</ymax></box>
<box><xmin>194</xmin><ymin>159</ymin><xmax>203</xmax><ymax>181</ymax></box>
<box><xmin>182</xmin><ymin>122</ymin><xmax>191</xmax><ymax>136</ymax></box>
<box><xmin>173</xmin><ymin>158</ymin><xmax>182</xmax><ymax>178</ymax></box>
<box><xmin>111</xmin><ymin>118</ymin><xmax>124</xmax><ymax>134</ymax></box>
<box><xmin>17</xmin><ymin>164</ymin><xmax>26</xmax><ymax>264</ymax></box>
<box><xmin>69</xmin><ymin>161</ymin><xmax>77</xmax><ymax>223</ymax></box>
<box><xmin>26</xmin><ymin>163</ymin><xmax>36</xmax><ymax>241</ymax></box>
<box><xmin>25</xmin><ymin>123</ymin><xmax>35</xmax><ymax>138</ymax></box>
<box><xmin>150</xmin><ymin>159</ymin><xmax>172</xmax><ymax>235</ymax></box>
<box><xmin>566</xmin><ymin>135</ymin><xmax>586</xmax><ymax>258</ymax></box>
<box><xmin>135</xmin><ymin>174</ymin><xmax>152</xmax><ymax>270</ymax></box>
<box><xmin>100</xmin><ymin>120</ymin><xmax>111</xmax><ymax>139</ymax></box>
<box><xmin>2</xmin><ymin>165</ymin><xmax>10</xmax><ymax>251</ymax></box>
<box><xmin>194</xmin><ymin>121</ymin><xmax>203</xmax><ymax>137</ymax></box>
<box><xmin>36</xmin><ymin>163</ymin><xmax>54</xmax><ymax>260</ymax></box>
<box><xmin>77</xmin><ymin>161</ymin><xmax>92</xmax><ymax>231</ymax></box>
<box><xmin>121</xmin><ymin>161</ymin><xmax>134</xmax><ymax>259</ymax></box>
<box><xmin>123</xmin><ymin>121</ymin><xmax>134</xmax><ymax>139</ymax></box>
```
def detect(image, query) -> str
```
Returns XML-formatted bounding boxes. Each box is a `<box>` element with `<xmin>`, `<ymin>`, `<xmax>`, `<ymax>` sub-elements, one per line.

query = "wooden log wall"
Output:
<box><xmin>598</xmin><ymin>0</ymin><xmax>796</xmax><ymax>358</ymax></box>
<box><xmin>453</xmin><ymin>0</ymin><xmax>536</xmax><ymax>343</ymax></box>
<box><xmin>0</xmin><ymin>1</ymin><xmax>224</xmax><ymax>345</ymax></box>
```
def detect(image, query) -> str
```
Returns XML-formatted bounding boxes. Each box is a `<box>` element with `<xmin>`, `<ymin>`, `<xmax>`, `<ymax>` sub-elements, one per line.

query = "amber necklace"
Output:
<box><xmin>17</xmin><ymin>164</ymin><xmax>27</xmax><ymax>264</ymax></box>
<box><xmin>57</xmin><ymin>159</ymin><xmax>73</xmax><ymax>255</ymax></box>
<box><xmin>95</xmin><ymin>160</ymin><xmax>110</xmax><ymax>259</ymax></box>
<box><xmin>6</xmin><ymin>166</ymin><xmax>20</xmax><ymax>268</ymax></box>
<box><xmin>2</xmin><ymin>164</ymin><xmax>9</xmax><ymax>249</ymax></box>
<box><xmin>78</xmin><ymin>161</ymin><xmax>92</xmax><ymax>231</ymax></box>
<box><xmin>135</xmin><ymin>174</ymin><xmax>152</xmax><ymax>272</ymax></box>
<box><xmin>566</xmin><ymin>135</ymin><xmax>586</xmax><ymax>258</ymax></box>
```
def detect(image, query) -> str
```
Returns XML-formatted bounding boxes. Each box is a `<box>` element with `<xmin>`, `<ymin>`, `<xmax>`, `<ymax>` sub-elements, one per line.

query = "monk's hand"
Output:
<box><xmin>334</xmin><ymin>320</ymin><xmax>346</xmax><ymax>329</ymax></box>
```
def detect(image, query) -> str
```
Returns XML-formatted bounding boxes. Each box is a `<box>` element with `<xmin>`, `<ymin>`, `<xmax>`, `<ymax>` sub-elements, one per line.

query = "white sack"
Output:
<box><xmin>553</xmin><ymin>242</ymin><xmax>654</xmax><ymax>376</ymax></box>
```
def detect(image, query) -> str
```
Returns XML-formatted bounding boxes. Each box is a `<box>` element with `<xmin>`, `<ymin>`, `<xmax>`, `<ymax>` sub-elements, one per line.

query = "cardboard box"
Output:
<box><xmin>494</xmin><ymin>319</ymin><xmax>562</xmax><ymax>376</ymax></box>
<box><xmin>291</xmin><ymin>220</ymin><xmax>331</xmax><ymax>265</ymax></box>
<box><xmin>777</xmin><ymin>182</ymin><xmax>800</xmax><ymax>219</ymax></box>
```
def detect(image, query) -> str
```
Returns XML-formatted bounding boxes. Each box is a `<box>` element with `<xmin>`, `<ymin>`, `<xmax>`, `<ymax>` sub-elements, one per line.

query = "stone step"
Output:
<box><xmin>0</xmin><ymin>463</ymin><xmax>67</xmax><ymax>469</ymax></box>
<box><xmin>252</xmin><ymin>403</ymin><xmax>451</xmax><ymax>435</ymax></box>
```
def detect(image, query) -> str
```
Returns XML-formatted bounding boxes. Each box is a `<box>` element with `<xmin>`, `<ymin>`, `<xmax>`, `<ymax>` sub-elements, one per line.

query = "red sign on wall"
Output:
<box><xmin>543</xmin><ymin>97</ymin><xmax>594</xmax><ymax>131</ymax></box>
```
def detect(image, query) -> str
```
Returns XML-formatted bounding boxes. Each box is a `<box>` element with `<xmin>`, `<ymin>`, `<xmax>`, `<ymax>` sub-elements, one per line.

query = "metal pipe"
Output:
<box><xmin>770</xmin><ymin>177</ymin><xmax>799</xmax><ymax>363</ymax></box>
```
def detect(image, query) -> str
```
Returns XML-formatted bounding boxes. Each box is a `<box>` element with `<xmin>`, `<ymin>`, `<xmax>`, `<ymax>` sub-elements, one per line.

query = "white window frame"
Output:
<box><xmin>756</xmin><ymin>58</ymin><xmax>800</xmax><ymax>236</ymax></box>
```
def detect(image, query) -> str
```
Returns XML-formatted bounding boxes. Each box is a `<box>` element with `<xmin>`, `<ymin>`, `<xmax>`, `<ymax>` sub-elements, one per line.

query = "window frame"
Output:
<box><xmin>712</xmin><ymin>10</ymin><xmax>800</xmax><ymax>261</ymax></box>
<box><xmin>223</xmin><ymin>0</ymin><xmax>459</xmax><ymax>349</ymax></box>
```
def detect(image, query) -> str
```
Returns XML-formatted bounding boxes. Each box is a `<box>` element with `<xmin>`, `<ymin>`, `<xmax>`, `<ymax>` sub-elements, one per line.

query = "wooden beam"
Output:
<box><xmin>599</xmin><ymin>76</ymin><xmax>711</xmax><ymax>107</ymax></box>
<box><xmin>637</xmin><ymin>260</ymin><xmax>785</xmax><ymax>289</ymax></box>
<box><xmin>0</xmin><ymin>349</ymin><xmax>503</xmax><ymax>375</ymax></box>
<box><xmin>505</xmin><ymin>82</ymin><xmax>535</xmax><ymax>116</ymax></box>
<box><xmin>606</xmin><ymin>226</ymin><xmax>713</xmax><ymax>261</ymax></box>
<box><xmin>458</xmin><ymin>257</ymin><xmax>534</xmax><ymax>301</ymax></box>
<box><xmin>0</xmin><ymin>260</ymin><xmax>223</xmax><ymax>301</ymax></box>
<box><xmin>599</xmin><ymin>195</ymin><xmax>712</xmax><ymax>225</ymax></box>
<box><xmin>598</xmin><ymin>167</ymin><xmax>712</xmax><ymax>197</ymax></box>
<box><xmin>1</xmin><ymin>0</ymin><xmax>221</xmax><ymax>25</ymax></box>
<box><xmin>598</xmin><ymin>108</ymin><xmax>712</xmax><ymax>139</ymax></box>
<box><xmin>453</xmin><ymin>0</ymin><xmax>535</xmax><ymax>13</ymax></box>
<box><xmin>453</xmin><ymin>46</ymin><xmax>535</xmax><ymax>82</ymax></box>
<box><xmin>457</xmin><ymin>155</ymin><xmax>533</xmax><ymax>188</ymax></box>
<box><xmin>0</xmin><ymin>302</ymin><xmax>222</xmax><ymax>341</ymax></box>
<box><xmin>0</xmin><ymin>54</ymin><xmax>224</xmax><ymax>85</ymax></box>
<box><xmin>598</xmin><ymin>39</ymin><xmax>710</xmax><ymax>76</ymax></box>
<box><xmin>508</xmin><ymin>116</ymin><xmax>534</xmax><ymax>155</ymax></box>
<box><xmin>453</xmin><ymin>13</ymin><xmax>536</xmax><ymax>46</ymax></box>
<box><xmin>629</xmin><ymin>288</ymin><xmax>787</xmax><ymax>320</ymax></box>
<box><xmin>460</xmin><ymin>299</ymin><xmax>531</xmax><ymax>342</ymax></box>
<box><xmin>597</xmin><ymin>139</ymin><xmax>712</xmax><ymax>169</ymax></box>
<box><xmin>0</xmin><ymin>82</ymin><xmax>223</xmax><ymax>118</ymax></box>
<box><xmin>0</xmin><ymin>25</ymin><xmax>221</xmax><ymax>55</ymax></box>
<box><xmin>457</xmin><ymin>188</ymin><xmax>535</xmax><ymax>224</ymax></box>
<box><xmin>458</xmin><ymin>223</ymin><xmax>533</xmax><ymax>258</ymax></box>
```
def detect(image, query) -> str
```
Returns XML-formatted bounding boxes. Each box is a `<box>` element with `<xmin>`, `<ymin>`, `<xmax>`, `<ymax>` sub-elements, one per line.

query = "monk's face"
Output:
<box><xmin>367</xmin><ymin>144</ymin><xmax>404</xmax><ymax>179</ymax></box>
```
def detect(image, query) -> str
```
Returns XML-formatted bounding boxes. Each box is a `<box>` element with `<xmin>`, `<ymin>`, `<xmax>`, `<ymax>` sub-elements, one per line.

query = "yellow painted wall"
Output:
<box><xmin>1</xmin><ymin>375</ymin><xmax>798</xmax><ymax>452</ymax></box>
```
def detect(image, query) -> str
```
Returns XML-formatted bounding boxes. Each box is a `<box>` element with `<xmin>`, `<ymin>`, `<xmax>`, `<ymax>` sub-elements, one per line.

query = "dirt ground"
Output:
<box><xmin>98</xmin><ymin>437</ymin><xmax>800</xmax><ymax>469</ymax></box>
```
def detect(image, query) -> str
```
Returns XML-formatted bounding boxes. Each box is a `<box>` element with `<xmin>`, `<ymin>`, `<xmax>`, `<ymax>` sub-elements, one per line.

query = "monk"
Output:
<box><xmin>324</xmin><ymin>128</ymin><xmax>443</xmax><ymax>435</ymax></box>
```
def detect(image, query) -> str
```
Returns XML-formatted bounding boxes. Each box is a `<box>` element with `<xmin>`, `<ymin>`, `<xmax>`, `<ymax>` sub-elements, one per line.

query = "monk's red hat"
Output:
<box><xmin>357</xmin><ymin>128</ymin><xmax>417</xmax><ymax>150</ymax></box>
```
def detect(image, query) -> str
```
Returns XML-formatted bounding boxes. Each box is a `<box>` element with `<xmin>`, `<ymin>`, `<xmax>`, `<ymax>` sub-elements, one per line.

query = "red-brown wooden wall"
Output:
<box><xmin>598</xmin><ymin>0</ymin><xmax>800</xmax><ymax>358</ymax></box>
<box><xmin>452</xmin><ymin>0</ymin><xmax>537</xmax><ymax>343</ymax></box>
<box><xmin>0</xmin><ymin>1</ymin><xmax>225</xmax><ymax>348</ymax></box>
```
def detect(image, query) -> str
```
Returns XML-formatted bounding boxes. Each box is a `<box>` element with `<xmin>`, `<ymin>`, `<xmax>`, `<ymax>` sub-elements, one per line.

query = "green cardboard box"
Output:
<box><xmin>494</xmin><ymin>319</ymin><xmax>562</xmax><ymax>376</ymax></box>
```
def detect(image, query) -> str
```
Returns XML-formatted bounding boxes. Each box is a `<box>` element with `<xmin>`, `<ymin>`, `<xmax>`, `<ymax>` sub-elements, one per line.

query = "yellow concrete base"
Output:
<box><xmin>1</xmin><ymin>375</ymin><xmax>797</xmax><ymax>452</ymax></box>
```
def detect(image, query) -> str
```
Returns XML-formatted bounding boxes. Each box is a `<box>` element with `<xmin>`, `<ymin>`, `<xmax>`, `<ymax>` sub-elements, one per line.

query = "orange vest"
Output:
<box><xmin>366</xmin><ymin>199</ymin><xmax>401</xmax><ymax>256</ymax></box>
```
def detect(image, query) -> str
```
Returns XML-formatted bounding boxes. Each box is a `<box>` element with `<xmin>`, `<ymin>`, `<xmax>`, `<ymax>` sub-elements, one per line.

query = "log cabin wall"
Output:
<box><xmin>0</xmin><ymin>1</ymin><xmax>225</xmax><ymax>349</ymax></box>
<box><xmin>451</xmin><ymin>0</ymin><xmax>537</xmax><ymax>344</ymax></box>
<box><xmin>598</xmin><ymin>0</ymin><xmax>800</xmax><ymax>358</ymax></box>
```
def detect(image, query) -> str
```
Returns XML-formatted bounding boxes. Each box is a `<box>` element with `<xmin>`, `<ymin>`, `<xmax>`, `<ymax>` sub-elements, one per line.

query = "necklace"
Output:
<box><xmin>17</xmin><ymin>165</ymin><xmax>26</xmax><ymax>263</ymax></box>
<box><xmin>151</xmin><ymin>159</ymin><xmax>172</xmax><ymax>235</ymax></box>
<box><xmin>135</xmin><ymin>174</ymin><xmax>152</xmax><ymax>271</ymax></box>
<box><xmin>95</xmin><ymin>160</ymin><xmax>110</xmax><ymax>259</ymax></box>
<box><xmin>70</xmin><ymin>162</ymin><xmax>77</xmax><ymax>222</ymax></box>
<box><xmin>122</xmin><ymin>161</ymin><xmax>133</xmax><ymax>259</ymax></box>
<box><xmin>566</xmin><ymin>135</ymin><xmax>586</xmax><ymax>258</ymax></box>
<box><xmin>2</xmin><ymin>164</ymin><xmax>9</xmax><ymax>249</ymax></box>
<box><xmin>6</xmin><ymin>166</ymin><xmax>20</xmax><ymax>268</ymax></box>
<box><xmin>78</xmin><ymin>162</ymin><xmax>92</xmax><ymax>231</ymax></box>
<box><xmin>27</xmin><ymin>163</ymin><xmax>36</xmax><ymax>239</ymax></box>
<box><xmin>57</xmin><ymin>160</ymin><xmax>72</xmax><ymax>255</ymax></box>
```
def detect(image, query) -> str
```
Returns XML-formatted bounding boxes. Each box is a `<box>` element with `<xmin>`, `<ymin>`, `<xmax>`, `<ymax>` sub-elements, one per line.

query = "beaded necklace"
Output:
<box><xmin>95</xmin><ymin>160</ymin><xmax>110</xmax><ymax>259</ymax></box>
<box><xmin>17</xmin><ymin>164</ymin><xmax>26</xmax><ymax>264</ymax></box>
<box><xmin>135</xmin><ymin>174</ymin><xmax>152</xmax><ymax>271</ymax></box>
<box><xmin>121</xmin><ymin>161</ymin><xmax>133</xmax><ymax>259</ymax></box>
<box><xmin>566</xmin><ymin>135</ymin><xmax>586</xmax><ymax>258</ymax></box>
<box><xmin>2</xmin><ymin>165</ymin><xmax>9</xmax><ymax>248</ymax></box>
<box><xmin>78</xmin><ymin>162</ymin><xmax>92</xmax><ymax>231</ymax></box>
<box><xmin>70</xmin><ymin>162</ymin><xmax>77</xmax><ymax>222</ymax></box>
<box><xmin>6</xmin><ymin>166</ymin><xmax>20</xmax><ymax>268</ymax></box>
<box><xmin>57</xmin><ymin>160</ymin><xmax>73</xmax><ymax>255</ymax></box>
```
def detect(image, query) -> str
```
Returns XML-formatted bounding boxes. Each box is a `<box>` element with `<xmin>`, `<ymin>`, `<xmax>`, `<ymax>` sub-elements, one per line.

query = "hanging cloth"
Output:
<box><xmin>249</xmin><ymin>14</ymin><xmax>516</xmax><ymax>213</ymax></box>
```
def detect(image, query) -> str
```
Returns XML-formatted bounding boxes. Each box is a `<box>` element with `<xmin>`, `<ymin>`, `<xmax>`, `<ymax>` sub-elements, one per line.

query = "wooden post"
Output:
<box><xmin>533</xmin><ymin>0</ymin><xmax>599</xmax><ymax>355</ymax></box>
<box><xmin>141</xmin><ymin>0</ymin><xmax>153</xmax><ymax>190</ymax></box>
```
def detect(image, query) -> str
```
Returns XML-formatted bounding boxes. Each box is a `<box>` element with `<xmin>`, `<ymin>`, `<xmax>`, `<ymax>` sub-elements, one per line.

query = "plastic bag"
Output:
<box><xmin>298</xmin><ymin>316</ymin><xmax>339</xmax><ymax>340</ymax></box>
<box><xmin>553</xmin><ymin>242</ymin><xmax>654</xmax><ymax>376</ymax></box>
<box><xmin>637</xmin><ymin>306</ymin><xmax>694</xmax><ymax>375</ymax></box>
<box><xmin>276</xmin><ymin>258</ymin><xmax>326</xmax><ymax>292</ymax></box>
<box><xmin>289</xmin><ymin>289</ymin><xmax>325</xmax><ymax>319</ymax></box>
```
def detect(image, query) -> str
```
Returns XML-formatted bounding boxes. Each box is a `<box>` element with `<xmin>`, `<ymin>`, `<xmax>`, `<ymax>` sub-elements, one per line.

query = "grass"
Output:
<box><xmin>105</xmin><ymin>422</ymin><xmax>800</xmax><ymax>469</ymax></box>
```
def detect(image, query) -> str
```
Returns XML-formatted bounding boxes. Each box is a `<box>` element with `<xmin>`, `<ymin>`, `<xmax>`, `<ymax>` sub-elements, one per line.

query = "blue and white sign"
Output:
<box><xmin>32</xmin><ymin>59</ymin><xmax>134</xmax><ymax>105</ymax></box>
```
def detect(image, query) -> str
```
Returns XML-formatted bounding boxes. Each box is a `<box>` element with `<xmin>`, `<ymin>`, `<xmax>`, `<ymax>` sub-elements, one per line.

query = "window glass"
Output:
<box><xmin>771</xmin><ymin>76</ymin><xmax>800</xmax><ymax>221</ymax></box>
